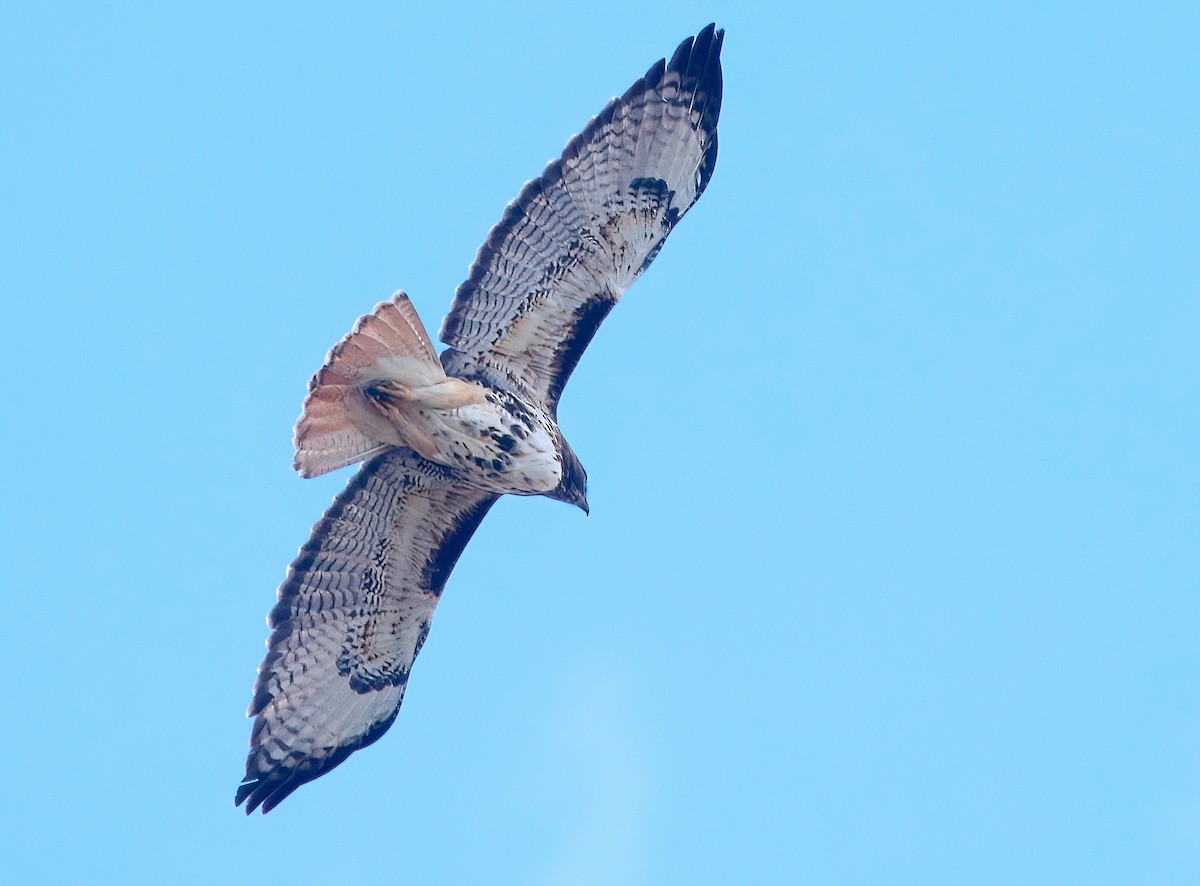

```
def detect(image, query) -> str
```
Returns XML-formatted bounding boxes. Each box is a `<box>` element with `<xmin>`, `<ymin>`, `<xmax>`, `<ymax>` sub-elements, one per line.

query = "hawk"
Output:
<box><xmin>237</xmin><ymin>24</ymin><xmax>724</xmax><ymax>813</ymax></box>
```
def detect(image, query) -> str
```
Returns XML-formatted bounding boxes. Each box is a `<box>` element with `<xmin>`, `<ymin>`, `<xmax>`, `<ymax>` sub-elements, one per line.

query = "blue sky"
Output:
<box><xmin>2</xmin><ymin>2</ymin><xmax>1197</xmax><ymax>883</ymax></box>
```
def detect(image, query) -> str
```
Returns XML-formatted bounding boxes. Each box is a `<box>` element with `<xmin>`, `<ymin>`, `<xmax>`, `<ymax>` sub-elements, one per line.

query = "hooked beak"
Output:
<box><xmin>553</xmin><ymin>439</ymin><xmax>589</xmax><ymax>514</ymax></box>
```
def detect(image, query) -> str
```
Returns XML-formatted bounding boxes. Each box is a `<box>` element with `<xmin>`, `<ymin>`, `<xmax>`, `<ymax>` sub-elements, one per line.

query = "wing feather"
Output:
<box><xmin>439</xmin><ymin>24</ymin><xmax>724</xmax><ymax>413</ymax></box>
<box><xmin>236</xmin><ymin>451</ymin><xmax>498</xmax><ymax>813</ymax></box>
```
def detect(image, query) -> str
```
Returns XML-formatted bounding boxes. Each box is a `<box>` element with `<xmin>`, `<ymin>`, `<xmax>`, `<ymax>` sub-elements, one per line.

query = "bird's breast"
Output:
<box><xmin>419</xmin><ymin>392</ymin><xmax>564</xmax><ymax>496</ymax></box>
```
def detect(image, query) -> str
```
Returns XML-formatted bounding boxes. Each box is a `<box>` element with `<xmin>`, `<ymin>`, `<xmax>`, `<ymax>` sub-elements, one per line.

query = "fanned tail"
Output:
<box><xmin>293</xmin><ymin>293</ymin><xmax>447</xmax><ymax>478</ymax></box>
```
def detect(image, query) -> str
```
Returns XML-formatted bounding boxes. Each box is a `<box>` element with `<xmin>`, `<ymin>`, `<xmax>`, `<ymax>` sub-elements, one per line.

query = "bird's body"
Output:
<box><xmin>371</xmin><ymin>384</ymin><xmax>571</xmax><ymax>499</ymax></box>
<box><xmin>292</xmin><ymin>291</ymin><xmax>588</xmax><ymax>504</ymax></box>
<box><xmin>237</xmin><ymin>24</ymin><xmax>724</xmax><ymax>813</ymax></box>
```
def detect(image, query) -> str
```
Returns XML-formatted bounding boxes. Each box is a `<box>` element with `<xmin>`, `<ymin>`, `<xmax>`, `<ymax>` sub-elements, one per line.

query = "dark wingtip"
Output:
<box><xmin>666</xmin><ymin>33</ymin><xmax>694</xmax><ymax>75</ymax></box>
<box><xmin>234</xmin><ymin>778</ymin><xmax>265</xmax><ymax>814</ymax></box>
<box><xmin>642</xmin><ymin>26</ymin><xmax>723</xmax><ymax>201</ymax></box>
<box><xmin>234</xmin><ymin>687</ymin><xmax>406</xmax><ymax>815</ymax></box>
<box><xmin>656</xmin><ymin>24</ymin><xmax>724</xmax><ymax>85</ymax></box>
<box><xmin>439</xmin><ymin>24</ymin><xmax>725</xmax><ymax>362</ymax></box>
<box><xmin>235</xmin><ymin>760</ymin><xmax>305</xmax><ymax>815</ymax></box>
<box><xmin>233</xmin><ymin>748</ymin><xmax>343</xmax><ymax>815</ymax></box>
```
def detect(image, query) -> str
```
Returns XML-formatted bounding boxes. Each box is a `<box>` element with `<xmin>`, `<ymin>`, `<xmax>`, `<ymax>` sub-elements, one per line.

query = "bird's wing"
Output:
<box><xmin>439</xmin><ymin>24</ymin><xmax>723</xmax><ymax>414</ymax></box>
<box><xmin>236</xmin><ymin>450</ymin><xmax>498</xmax><ymax>813</ymax></box>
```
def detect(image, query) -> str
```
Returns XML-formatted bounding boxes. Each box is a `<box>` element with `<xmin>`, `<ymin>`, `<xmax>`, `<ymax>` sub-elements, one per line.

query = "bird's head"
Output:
<box><xmin>550</xmin><ymin>439</ymin><xmax>589</xmax><ymax>514</ymax></box>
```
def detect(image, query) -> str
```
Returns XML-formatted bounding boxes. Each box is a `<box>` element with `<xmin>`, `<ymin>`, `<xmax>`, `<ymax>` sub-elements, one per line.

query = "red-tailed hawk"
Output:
<box><xmin>237</xmin><ymin>24</ymin><xmax>724</xmax><ymax>813</ymax></box>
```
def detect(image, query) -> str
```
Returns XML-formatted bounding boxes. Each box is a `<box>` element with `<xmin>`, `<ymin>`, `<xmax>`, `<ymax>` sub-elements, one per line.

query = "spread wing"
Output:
<box><xmin>439</xmin><ymin>24</ymin><xmax>724</xmax><ymax>414</ymax></box>
<box><xmin>236</xmin><ymin>451</ymin><xmax>498</xmax><ymax>813</ymax></box>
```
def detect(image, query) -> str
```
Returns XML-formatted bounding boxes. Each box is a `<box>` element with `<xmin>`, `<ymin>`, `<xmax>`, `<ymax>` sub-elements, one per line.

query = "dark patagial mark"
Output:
<box><xmin>421</xmin><ymin>494</ymin><xmax>500</xmax><ymax>597</ymax></box>
<box><xmin>547</xmin><ymin>293</ymin><xmax>617</xmax><ymax>407</ymax></box>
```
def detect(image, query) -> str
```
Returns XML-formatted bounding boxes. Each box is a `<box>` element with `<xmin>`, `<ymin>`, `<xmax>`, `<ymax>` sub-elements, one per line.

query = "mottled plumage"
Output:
<box><xmin>237</xmin><ymin>24</ymin><xmax>724</xmax><ymax>813</ymax></box>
